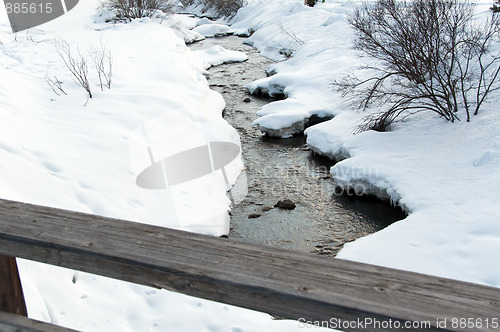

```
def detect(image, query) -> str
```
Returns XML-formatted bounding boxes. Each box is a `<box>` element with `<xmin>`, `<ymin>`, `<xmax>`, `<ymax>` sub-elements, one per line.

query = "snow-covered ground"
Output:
<box><xmin>2</xmin><ymin>0</ymin><xmax>500</xmax><ymax>331</ymax></box>
<box><xmin>0</xmin><ymin>1</ymin><xmax>327</xmax><ymax>331</ymax></box>
<box><xmin>229</xmin><ymin>0</ymin><xmax>500</xmax><ymax>287</ymax></box>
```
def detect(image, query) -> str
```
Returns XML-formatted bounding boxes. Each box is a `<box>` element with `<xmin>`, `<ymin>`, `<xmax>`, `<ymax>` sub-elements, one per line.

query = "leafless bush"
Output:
<box><xmin>179</xmin><ymin>0</ymin><xmax>195</xmax><ymax>6</ymax></box>
<box><xmin>105</xmin><ymin>0</ymin><xmax>174</xmax><ymax>21</ymax></box>
<box><xmin>45</xmin><ymin>74</ymin><xmax>67</xmax><ymax>96</ymax></box>
<box><xmin>279</xmin><ymin>23</ymin><xmax>305</xmax><ymax>46</ymax></box>
<box><xmin>55</xmin><ymin>40</ymin><xmax>93</xmax><ymax>99</ymax></box>
<box><xmin>90</xmin><ymin>42</ymin><xmax>113</xmax><ymax>91</ymax></box>
<box><xmin>53</xmin><ymin>40</ymin><xmax>114</xmax><ymax>99</ymax></box>
<box><xmin>335</xmin><ymin>0</ymin><xmax>500</xmax><ymax>132</ymax></box>
<box><xmin>492</xmin><ymin>0</ymin><xmax>500</xmax><ymax>12</ymax></box>
<box><xmin>182</xmin><ymin>0</ymin><xmax>244</xmax><ymax>18</ymax></box>
<box><xmin>210</xmin><ymin>0</ymin><xmax>245</xmax><ymax>17</ymax></box>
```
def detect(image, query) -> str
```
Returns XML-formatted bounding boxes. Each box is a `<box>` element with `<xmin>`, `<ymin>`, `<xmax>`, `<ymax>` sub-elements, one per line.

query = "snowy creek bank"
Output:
<box><xmin>189</xmin><ymin>35</ymin><xmax>405</xmax><ymax>256</ymax></box>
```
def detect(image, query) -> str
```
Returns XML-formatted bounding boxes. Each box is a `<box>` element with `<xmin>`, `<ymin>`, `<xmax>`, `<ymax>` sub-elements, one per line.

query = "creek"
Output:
<box><xmin>189</xmin><ymin>35</ymin><xmax>405</xmax><ymax>256</ymax></box>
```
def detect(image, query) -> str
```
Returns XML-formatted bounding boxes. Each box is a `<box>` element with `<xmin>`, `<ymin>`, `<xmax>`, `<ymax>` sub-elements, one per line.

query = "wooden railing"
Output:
<box><xmin>1</xmin><ymin>198</ymin><xmax>500</xmax><ymax>331</ymax></box>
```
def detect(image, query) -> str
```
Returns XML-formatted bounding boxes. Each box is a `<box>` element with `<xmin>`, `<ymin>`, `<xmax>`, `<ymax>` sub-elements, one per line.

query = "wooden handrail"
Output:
<box><xmin>1</xmin><ymin>198</ymin><xmax>499</xmax><ymax>331</ymax></box>
<box><xmin>0</xmin><ymin>311</ymin><xmax>78</xmax><ymax>332</ymax></box>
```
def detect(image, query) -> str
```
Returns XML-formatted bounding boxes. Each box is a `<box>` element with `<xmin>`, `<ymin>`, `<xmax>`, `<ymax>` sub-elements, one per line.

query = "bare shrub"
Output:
<box><xmin>182</xmin><ymin>0</ymin><xmax>245</xmax><ymax>18</ymax></box>
<box><xmin>209</xmin><ymin>0</ymin><xmax>245</xmax><ymax>17</ymax></box>
<box><xmin>105</xmin><ymin>0</ymin><xmax>174</xmax><ymax>21</ymax></box>
<box><xmin>179</xmin><ymin>0</ymin><xmax>196</xmax><ymax>6</ymax></box>
<box><xmin>45</xmin><ymin>74</ymin><xmax>67</xmax><ymax>96</ymax></box>
<box><xmin>53</xmin><ymin>40</ymin><xmax>114</xmax><ymax>99</ymax></box>
<box><xmin>90</xmin><ymin>42</ymin><xmax>113</xmax><ymax>91</ymax></box>
<box><xmin>55</xmin><ymin>40</ymin><xmax>92</xmax><ymax>99</ymax></box>
<box><xmin>492</xmin><ymin>0</ymin><xmax>500</xmax><ymax>12</ymax></box>
<box><xmin>335</xmin><ymin>0</ymin><xmax>500</xmax><ymax>132</ymax></box>
<box><xmin>279</xmin><ymin>23</ymin><xmax>305</xmax><ymax>46</ymax></box>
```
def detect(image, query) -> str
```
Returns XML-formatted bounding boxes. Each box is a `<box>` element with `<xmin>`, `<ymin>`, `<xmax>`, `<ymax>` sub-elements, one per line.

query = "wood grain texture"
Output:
<box><xmin>0</xmin><ymin>198</ymin><xmax>499</xmax><ymax>331</ymax></box>
<box><xmin>0</xmin><ymin>311</ymin><xmax>77</xmax><ymax>332</ymax></box>
<box><xmin>0</xmin><ymin>255</ymin><xmax>27</xmax><ymax>316</ymax></box>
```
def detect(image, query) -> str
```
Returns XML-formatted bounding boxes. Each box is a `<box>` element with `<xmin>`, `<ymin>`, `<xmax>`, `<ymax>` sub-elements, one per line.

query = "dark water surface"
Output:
<box><xmin>189</xmin><ymin>35</ymin><xmax>405</xmax><ymax>256</ymax></box>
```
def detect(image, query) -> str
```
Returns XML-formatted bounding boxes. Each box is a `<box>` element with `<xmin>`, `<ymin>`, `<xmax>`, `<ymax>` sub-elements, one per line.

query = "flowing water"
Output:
<box><xmin>189</xmin><ymin>35</ymin><xmax>405</xmax><ymax>256</ymax></box>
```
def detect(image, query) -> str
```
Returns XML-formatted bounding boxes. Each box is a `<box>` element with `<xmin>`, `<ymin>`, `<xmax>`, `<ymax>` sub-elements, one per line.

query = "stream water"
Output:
<box><xmin>189</xmin><ymin>36</ymin><xmax>405</xmax><ymax>256</ymax></box>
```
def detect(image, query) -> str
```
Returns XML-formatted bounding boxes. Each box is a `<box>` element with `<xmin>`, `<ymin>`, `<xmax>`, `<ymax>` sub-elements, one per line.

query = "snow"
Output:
<box><xmin>192</xmin><ymin>45</ymin><xmax>248</xmax><ymax>70</ymax></box>
<box><xmin>231</xmin><ymin>1</ymin><xmax>354</xmax><ymax>137</ymax></box>
<box><xmin>2</xmin><ymin>0</ymin><xmax>500</xmax><ymax>330</ymax></box>
<box><xmin>0</xmin><ymin>1</ymin><xmax>327</xmax><ymax>331</ymax></box>
<box><xmin>196</xmin><ymin>17</ymin><xmax>216</xmax><ymax>26</ymax></box>
<box><xmin>229</xmin><ymin>0</ymin><xmax>500</xmax><ymax>288</ymax></box>
<box><xmin>328</xmin><ymin>111</ymin><xmax>500</xmax><ymax>284</ymax></box>
<box><xmin>19</xmin><ymin>262</ymin><xmax>313</xmax><ymax>332</ymax></box>
<box><xmin>248</xmin><ymin>98</ymin><xmax>334</xmax><ymax>138</ymax></box>
<box><xmin>192</xmin><ymin>23</ymin><xmax>231</xmax><ymax>37</ymax></box>
<box><xmin>1</xmin><ymin>10</ymin><xmax>241</xmax><ymax>236</ymax></box>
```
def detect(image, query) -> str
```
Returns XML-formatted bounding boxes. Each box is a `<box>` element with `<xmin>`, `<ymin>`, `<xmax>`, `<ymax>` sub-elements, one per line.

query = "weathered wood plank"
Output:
<box><xmin>0</xmin><ymin>311</ymin><xmax>78</xmax><ymax>332</ymax></box>
<box><xmin>0</xmin><ymin>255</ymin><xmax>27</xmax><ymax>316</ymax></box>
<box><xmin>0</xmin><ymin>198</ymin><xmax>499</xmax><ymax>331</ymax></box>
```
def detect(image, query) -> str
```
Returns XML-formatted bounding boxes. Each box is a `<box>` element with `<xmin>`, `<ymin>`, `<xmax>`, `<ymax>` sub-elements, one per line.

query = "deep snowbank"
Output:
<box><xmin>230</xmin><ymin>0</ymin><xmax>356</xmax><ymax>138</ymax></box>
<box><xmin>1</xmin><ymin>8</ymin><xmax>242</xmax><ymax>236</ymax></box>
<box><xmin>3</xmin><ymin>0</ymin><xmax>500</xmax><ymax>330</ymax></box>
<box><xmin>1</xmin><ymin>2</ymin><xmax>323</xmax><ymax>331</ymax></box>
<box><xmin>192</xmin><ymin>44</ymin><xmax>248</xmax><ymax>69</ymax></box>
<box><xmin>229</xmin><ymin>0</ymin><xmax>500</xmax><ymax>288</ymax></box>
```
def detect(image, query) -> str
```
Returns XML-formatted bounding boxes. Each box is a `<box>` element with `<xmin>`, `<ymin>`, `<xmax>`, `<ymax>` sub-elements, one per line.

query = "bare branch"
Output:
<box><xmin>104</xmin><ymin>0</ymin><xmax>174</xmax><ymax>21</ymax></box>
<box><xmin>55</xmin><ymin>39</ymin><xmax>92</xmax><ymax>99</ymax></box>
<box><xmin>335</xmin><ymin>0</ymin><xmax>500</xmax><ymax>131</ymax></box>
<box><xmin>279</xmin><ymin>23</ymin><xmax>305</xmax><ymax>46</ymax></box>
<box><xmin>90</xmin><ymin>40</ymin><xmax>113</xmax><ymax>91</ymax></box>
<box><xmin>45</xmin><ymin>74</ymin><xmax>67</xmax><ymax>96</ymax></box>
